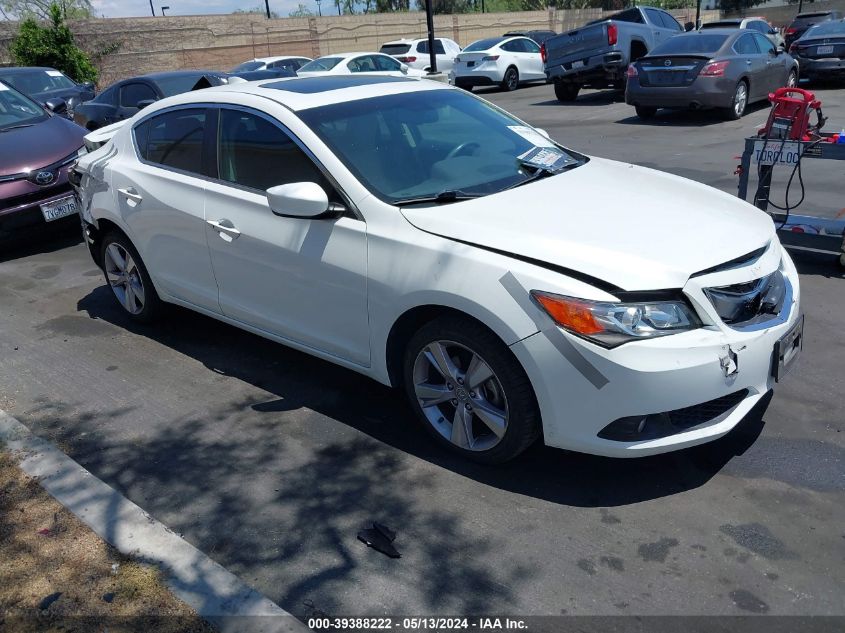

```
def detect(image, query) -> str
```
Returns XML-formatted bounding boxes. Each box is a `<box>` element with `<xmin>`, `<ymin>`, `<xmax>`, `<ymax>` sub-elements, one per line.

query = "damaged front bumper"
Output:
<box><xmin>510</xmin><ymin>242</ymin><xmax>802</xmax><ymax>457</ymax></box>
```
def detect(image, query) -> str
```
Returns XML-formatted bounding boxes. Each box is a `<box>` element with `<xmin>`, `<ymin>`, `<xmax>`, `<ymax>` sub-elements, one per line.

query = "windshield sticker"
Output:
<box><xmin>46</xmin><ymin>70</ymin><xmax>64</xmax><ymax>77</ymax></box>
<box><xmin>517</xmin><ymin>146</ymin><xmax>576</xmax><ymax>172</ymax></box>
<box><xmin>508</xmin><ymin>125</ymin><xmax>556</xmax><ymax>148</ymax></box>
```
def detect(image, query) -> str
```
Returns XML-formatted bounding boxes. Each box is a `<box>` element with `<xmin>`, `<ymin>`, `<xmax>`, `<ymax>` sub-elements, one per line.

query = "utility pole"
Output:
<box><xmin>264</xmin><ymin>0</ymin><xmax>271</xmax><ymax>18</ymax></box>
<box><xmin>149</xmin><ymin>0</ymin><xmax>155</xmax><ymax>16</ymax></box>
<box><xmin>798</xmin><ymin>0</ymin><xmax>804</xmax><ymax>13</ymax></box>
<box><xmin>695</xmin><ymin>0</ymin><xmax>701</xmax><ymax>30</ymax></box>
<box><xmin>424</xmin><ymin>0</ymin><xmax>437</xmax><ymax>73</ymax></box>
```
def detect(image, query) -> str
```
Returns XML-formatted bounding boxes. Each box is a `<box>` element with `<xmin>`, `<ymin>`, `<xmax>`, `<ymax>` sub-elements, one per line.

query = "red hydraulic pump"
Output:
<box><xmin>758</xmin><ymin>87</ymin><xmax>826</xmax><ymax>141</ymax></box>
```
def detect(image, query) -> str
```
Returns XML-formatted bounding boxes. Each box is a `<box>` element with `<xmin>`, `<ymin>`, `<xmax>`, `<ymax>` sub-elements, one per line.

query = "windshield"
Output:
<box><xmin>231</xmin><ymin>61</ymin><xmax>264</xmax><ymax>72</ymax></box>
<box><xmin>805</xmin><ymin>21</ymin><xmax>845</xmax><ymax>36</ymax></box>
<box><xmin>380</xmin><ymin>44</ymin><xmax>411</xmax><ymax>55</ymax></box>
<box><xmin>298</xmin><ymin>89</ymin><xmax>583</xmax><ymax>204</ymax></box>
<box><xmin>700</xmin><ymin>21</ymin><xmax>741</xmax><ymax>29</ymax></box>
<box><xmin>0</xmin><ymin>83</ymin><xmax>48</xmax><ymax>131</ymax></box>
<box><xmin>464</xmin><ymin>38</ymin><xmax>504</xmax><ymax>52</ymax></box>
<box><xmin>650</xmin><ymin>34</ymin><xmax>728</xmax><ymax>55</ymax></box>
<box><xmin>299</xmin><ymin>57</ymin><xmax>343</xmax><ymax>72</ymax></box>
<box><xmin>0</xmin><ymin>69</ymin><xmax>76</xmax><ymax>95</ymax></box>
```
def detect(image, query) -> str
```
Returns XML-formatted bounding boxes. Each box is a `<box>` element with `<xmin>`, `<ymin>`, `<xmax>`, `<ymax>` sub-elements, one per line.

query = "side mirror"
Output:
<box><xmin>44</xmin><ymin>98</ymin><xmax>68</xmax><ymax>114</ymax></box>
<box><xmin>400</xmin><ymin>63</ymin><xmax>409</xmax><ymax>74</ymax></box>
<box><xmin>136</xmin><ymin>99</ymin><xmax>155</xmax><ymax>110</ymax></box>
<box><xmin>267</xmin><ymin>182</ymin><xmax>330</xmax><ymax>218</ymax></box>
<box><xmin>81</xmin><ymin>81</ymin><xmax>96</xmax><ymax>91</ymax></box>
<box><xmin>536</xmin><ymin>128</ymin><xmax>551</xmax><ymax>138</ymax></box>
<box><xmin>684</xmin><ymin>21</ymin><xmax>695</xmax><ymax>32</ymax></box>
<box><xmin>776</xmin><ymin>46</ymin><xmax>785</xmax><ymax>55</ymax></box>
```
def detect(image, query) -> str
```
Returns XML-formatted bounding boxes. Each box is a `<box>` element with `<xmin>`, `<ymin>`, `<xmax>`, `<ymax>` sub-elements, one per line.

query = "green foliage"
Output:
<box><xmin>0</xmin><ymin>0</ymin><xmax>93</xmax><ymax>20</ymax></box>
<box><xmin>288</xmin><ymin>3</ymin><xmax>314</xmax><ymax>16</ymax></box>
<box><xmin>9</xmin><ymin>3</ymin><xmax>98</xmax><ymax>83</ymax></box>
<box><xmin>232</xmin><ymin>6</ymin><xmax>281</xmax><ymax>17</ymax></box>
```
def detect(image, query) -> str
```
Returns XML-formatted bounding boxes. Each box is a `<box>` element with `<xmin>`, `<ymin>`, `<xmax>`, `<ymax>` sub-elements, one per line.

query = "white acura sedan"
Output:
<box><xmin>72</xmin><ymin>75</ymin><xmax>802</xmax><ymax>464</ymax></box>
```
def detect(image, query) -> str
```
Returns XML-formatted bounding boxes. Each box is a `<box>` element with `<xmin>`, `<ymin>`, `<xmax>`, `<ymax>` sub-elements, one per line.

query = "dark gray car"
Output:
<box><xmin>0</xmin><ymin>66</ymin><xmax>95</xmax><ymax>121</ymax></box>
<box><xmin>625</xmin><ymin>29</ymin><xmax>798</xmax><ymax>120</ymax></box>
<box><xmin>789</xmin><ymin>19</ymin><xmax>845</xmax><ymax>82</ymax></box>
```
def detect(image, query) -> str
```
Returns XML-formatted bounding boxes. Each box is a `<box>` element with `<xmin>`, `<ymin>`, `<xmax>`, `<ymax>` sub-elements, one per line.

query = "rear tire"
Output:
<box><xmin>99</xmin><ymin>231</ymin><xmax>162</xmax><ymax>324</ymax></box>
<box><xmin>501</xmin><ymin>66</ymin><xmax>519</xmax><ymax>91</ymax></box>
<box><xmin>786</xmin><ymin>69</ymin><xmax>798</xmax><ymax>88</ymax></box>
<box><xmin>554</xmin><ymin>81</ymin><xmax>580</xmax><ymax>102</ymax></box>
<box><xmin>403</xmin><ymin>316</ymin><xmax>541</xmax><ymax>464</ymax></box>
<box><xmin>723</xmin><ymin>80</ymin><xmax>748</xmax><ymax>120</ymax></box>
<box><xmin>635</xmin><ymin>105</ymin><xmax>657</xmax><ymax>119</ymax></box>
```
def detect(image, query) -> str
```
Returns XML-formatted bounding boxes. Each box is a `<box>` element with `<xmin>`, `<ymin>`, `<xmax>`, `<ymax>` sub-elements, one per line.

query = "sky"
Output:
<box><xmin>90</xmin><ymin>0</ymin><xmax>314</xmax><ymax>18</ymax></box>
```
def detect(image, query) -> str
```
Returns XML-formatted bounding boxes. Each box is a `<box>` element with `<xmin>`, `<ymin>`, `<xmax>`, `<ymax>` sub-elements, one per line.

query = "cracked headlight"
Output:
<box><xmin>531</xmin><ymin>290</ymin><xmax>701</xmax><ymax>348</ymax></box>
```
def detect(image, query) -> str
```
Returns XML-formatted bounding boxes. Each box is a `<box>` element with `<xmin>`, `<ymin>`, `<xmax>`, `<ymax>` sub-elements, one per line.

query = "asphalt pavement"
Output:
<box><xmin>0</xmin><ymin>82</ymin><xmax>843</xmax><ymax>621</ymax></box>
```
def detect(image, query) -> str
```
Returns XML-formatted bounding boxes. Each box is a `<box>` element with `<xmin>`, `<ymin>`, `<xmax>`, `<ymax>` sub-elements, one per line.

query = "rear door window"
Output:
<box><xmin>734</xmin><ymin>33</ymin><xmax>761</xmax><ymax>55</ymax></box>
<box><xmin>417</xmin><ymin>40</ymin><xmax>446</xmax><ymax>55</ymax></box>
<box><xmin>120</xmin><ymin>83</ymin><xmax>157</xmax><ymax>108</ymax></box>
<box><xmin>752</xmin><ymin>32</ymin><xmax>775</xmax><ymax>54</ymax></box>
<box><xmin>135</xmin><ymin>108</ymin><xmax>207</xmax><ymax>175</ymax></box>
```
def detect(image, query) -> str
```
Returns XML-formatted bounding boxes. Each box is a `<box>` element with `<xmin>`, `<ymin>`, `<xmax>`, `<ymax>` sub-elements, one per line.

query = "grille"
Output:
<box><xmin>704</xmin><ymin>270</ymin><xmax>786</xmax><ymax>327</ymax></box>
<box><xmin>598</xmin><ymin>389</ymin><xmax>750</xmax><ymax>441</ymax></box>
<box><xmin>0</xmin><ymin>183</ymin><xmax>72</xmax><ymax>213</ymax></box>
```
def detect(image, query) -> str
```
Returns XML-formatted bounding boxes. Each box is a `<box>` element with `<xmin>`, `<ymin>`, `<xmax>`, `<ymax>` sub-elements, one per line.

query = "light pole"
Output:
<box><xmin>316</xmin><ymin>0</ymin><xmax>322</xmax><ymax>15</ymax></box>
<box><xmin>695</xmin><ymin>0</ymin><xmax>701</xmax><ymax>30</ymax></box>
<box><xmin>265</xmin><ymin>0</ymin><xmax>271</xmax><ymax>18</ymax></box>
<box><xmin>149</xmin><ymin>0</ymin><xmax>155</xmax><ymax>15</ymax></box>
<box><xmin>423</xmin><ymin>0</ymin><xmax>437</xmax><ymax>73</ymax></box>
<box><xmin>161</xmin><ymin>5</ymin><xmax>169</xmax><ymax>15</ymax></box>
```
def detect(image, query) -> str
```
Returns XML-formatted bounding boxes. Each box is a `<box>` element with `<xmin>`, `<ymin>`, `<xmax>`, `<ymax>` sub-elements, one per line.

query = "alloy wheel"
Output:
<box><xmin>734</xmin><ymin>83</ymin><xmax>748</xmax><ymax>118</ymax></box>
<box><xmin>505</xmin><ymin>69</ymin><xmax>518</xmax><ymax>91</ymax></box>
<box><xmin>787</xmin><ymin>71</ymin><xmax>797</xmax><ymax>87</ymax></box>
<box><xmin>412</xmin><ymin>340</ymin><xmax>509</xmax><ymax>452</ymax></box>
<box><xmin>104</xmin><ymin>242</ymin><xmax>145</xmax><ymax>315</ymax></box>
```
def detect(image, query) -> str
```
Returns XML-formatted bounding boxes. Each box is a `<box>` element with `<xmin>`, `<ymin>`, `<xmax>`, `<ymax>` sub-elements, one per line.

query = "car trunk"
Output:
<box><xmin>637</xmin><ymin>56</ymin><xmax>711</xmax><ymax>87</ymax></box>
<box><xmin>793</xmin><ymin>36</ymin><xmax>845</xmax><ymax>59</ymax></box>
<box><xmin>454</xmin><ymin>51</ymin><xmax>492</xmax><ymax>70</ymax></box>
<box><xmin>545</xmin><ymin>22</ymin><xmax>609</xmax><ymax>65</ymax></box>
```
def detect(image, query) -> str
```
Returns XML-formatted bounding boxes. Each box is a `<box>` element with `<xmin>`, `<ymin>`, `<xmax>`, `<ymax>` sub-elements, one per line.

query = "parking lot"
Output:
<box><xmin>1</xmin><ymin>81</ymin><xmax>844</xmax><ymax>621</ymax></box>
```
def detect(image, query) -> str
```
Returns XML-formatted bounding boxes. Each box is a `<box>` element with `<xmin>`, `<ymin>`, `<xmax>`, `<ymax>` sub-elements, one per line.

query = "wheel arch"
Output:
<box><xmin>630</xmin><ymin>39</ymin><xmax>648</xmax><ymax>62</ymax></box>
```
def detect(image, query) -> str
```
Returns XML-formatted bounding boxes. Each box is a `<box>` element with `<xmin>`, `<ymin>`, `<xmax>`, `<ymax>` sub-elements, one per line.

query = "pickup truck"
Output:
<box><xmin>543</xmin><ymin>6</ymin><xmax>691</xmax><ymax>101</ymax></box>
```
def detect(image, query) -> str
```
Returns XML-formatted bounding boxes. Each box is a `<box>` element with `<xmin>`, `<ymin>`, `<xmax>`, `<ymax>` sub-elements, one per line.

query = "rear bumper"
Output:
<box><xmin>451</xmin><ymin>67</ymin><xmax>503</xmax><ymax>87</ymax></box>
<box><xmin>794</xmin><ymin>57</ymin><xmax>845</xmax><ymax>77</ymax></box>
<box><xmin>545</xmin><ymin>49</ymin><xmax>627</xmax><ymax>84</ymax></box>
<box><xmin>625</xmin><ymin>77</ymin><xmax>734</xmax><ymax>110</ymax></box>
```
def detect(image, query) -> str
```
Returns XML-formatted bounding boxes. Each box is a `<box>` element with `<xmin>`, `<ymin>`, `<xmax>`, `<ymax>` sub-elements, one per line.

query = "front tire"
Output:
<box><xmin>100</xmin><ymin>231</ymin><xmax>161</xmax><ymax>323</ymax></box>
<box><xmin>554</xmin><ymin>81</ymin><xmax>580</xmax><ymax>102</ymax></box>
<box><xmin>501</xmin><ymin>66</ymin><xmax>519</xmax><ymax>92</ymax></box>
<box><xmin>635</xmin><ymin>105</ymin><xmax>657</xmax><ymax>119</ymax></box>
<box><xmin>403</xmin><ymin>316</ymin><xmax>541</xmax><ymax>464</ymax></box>
<box><xmin>786</xmin><ymin>69</ymin><xmax>798</xmax><ymax>88</ymax></box>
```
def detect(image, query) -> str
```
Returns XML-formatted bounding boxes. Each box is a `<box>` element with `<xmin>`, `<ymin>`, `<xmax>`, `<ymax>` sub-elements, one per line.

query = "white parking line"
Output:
<box><xmin>0</xmin><ymin>410</ymin><xmax>308</xmax><ymax>633</ymax></box>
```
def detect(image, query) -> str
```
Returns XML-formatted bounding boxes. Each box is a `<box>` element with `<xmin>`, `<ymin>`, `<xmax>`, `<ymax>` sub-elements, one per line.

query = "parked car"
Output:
<box><xmin>296</xmin><ymin>52</ymin><xmax>426</xmax><ymax>77</ymax></box>
<box><xmin>544</xmin><ymin>6</ymin><xmax>689</xmax><ymax>102</ymax></box>
<box><xmin>0</xmin><ymin>82</ymin><xmax>86</xmax><ymax>241</ymax></box>
<box><xmin>789</xmin><ymin>19</ymin><xmax>845</xmax><ymax>82</ymax></box>
<box><xmin>502</xmin><ymin>30</ymin><xmax>557</xmax><ymax>45</ymax></box>
<box><xmin>450</xmin><ymin>36</ymin><xmax>546</xmax><ymax>91</ymax></box>
<box><xmin>0</xmin><ymin>66</ymin><xmax>95</xmax><ymax>121</ymax></box>
<box><xmin>380</xmin><ymin>38</ymin><xmax>462</xmax><ymax>73</ymax></box>
<box><xmin>700</xmin><ymin>17</ymin><xmax>785</xmax><ymax>49</ymax></box>
<box><xmin>230</xmin><ymin>68</ymin><xmax>297</xmax><ymax>81</ymax></box>
<box><xmin>784</xmin><ymin>11</ymin><xmax>843</xmax><ymax>48</ymax></box>
<box><xmin>230</xmin><ymin>56</ymin><xmax>312</xmax><ymax>74</ymax></box>
<box><xmin>71</xmin><ymin>75</ymin><xmax>802</xmax><ymax>463</ymax></box>
<box><xmin>72</xmin><ymin>70</ymin><xmax>230</xmax><ymax>131</ymax></box>
<box><xmin>625</xmin><ymin>29</ymin><xmax>798</xmax><ymax>120</ymax></box>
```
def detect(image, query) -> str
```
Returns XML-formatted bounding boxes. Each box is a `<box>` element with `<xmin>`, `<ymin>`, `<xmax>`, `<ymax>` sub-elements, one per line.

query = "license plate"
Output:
<box><xmin>772</xmin><ymin>314</ymin><xmax>804</xmax><ymax>381</ymax></box>
<box><xmin>571</xmin><ymin>60</ymin><xmax>584</xmax><ymax>69</ymax></box>
<box><xmin>650</xmin><ymin>71</ymin><xmax>679</xmax><ymax>85</ymax></box>
<box><xmin>753</xmin><ymin>140</ymin><xmax>802</xmax><ymax>165</ymax></box>
<box><xmin>467</xmin><ymin>61</ymin><xmax>475</xmax><ymax>67</ymax></box>
<box><xmin>817</xmin><ymin>45</ymin><xmax>834</xmax><ymax>55</ymax></box>
<box><xmin>40</xmin><ymin>195</ymin><xmax>78</xmax><ymax>222</ymax></box>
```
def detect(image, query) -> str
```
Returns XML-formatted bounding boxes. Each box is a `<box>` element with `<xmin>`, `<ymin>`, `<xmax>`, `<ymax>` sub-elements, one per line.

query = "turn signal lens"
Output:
<box><xmin>626</xmin><ymin>64</ymin><xmax>638</xmax><ymax>78</ymax></box>
<box><xmin>700</xmin><ymin>60</ymin><xmax>729</xmax><ymax>77</ymax></box>
<box><xmin>530</xmin><ymin>291</ymin><xmax>700</xmax><ymax>348</ymax></box>
<box><xmin>482</xmin><ymin>55</ymin><xmax>500</xmax><ymax>61</ymax></box>
<box><xmin>540</xmin><ymin>43</ymin><xmax>547</xmax><ymax>63</ymax></box>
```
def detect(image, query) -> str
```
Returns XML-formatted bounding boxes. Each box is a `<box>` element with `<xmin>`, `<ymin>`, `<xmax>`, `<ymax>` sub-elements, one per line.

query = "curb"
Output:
<box><xmin>0</xmin><ymin>410</ymin><xmax>309</xmax><ymax>633</ymax></box>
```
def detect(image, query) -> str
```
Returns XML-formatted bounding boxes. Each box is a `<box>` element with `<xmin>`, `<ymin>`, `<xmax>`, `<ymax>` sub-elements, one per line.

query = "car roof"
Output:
<box><xmin>140</xmin><ymin>75</ymin><xmax>449</xmax><ymax>114</ymax></box>
<box><xmin>140</xmin><ymin>70</ymin><xmax>224</xmax><ymax>80</ymax></box>
<box><xmin>796</xmin><ymin>11</ymin><xmax>836</xmax><ymax>17</ymax></box>
<box><xmin>253</xmin><ymin>55</ymin><xmax>309</xmax><ymax>63</ymax></box>
<box><xmin>314</xmin><ymin>52</ymin><xmax>386</xmax><ymax>60</ymax></box>
<box><xmin>0</xmin><ymin>66</ymin><xmax>61</xmax><ymax>74</ymax></box>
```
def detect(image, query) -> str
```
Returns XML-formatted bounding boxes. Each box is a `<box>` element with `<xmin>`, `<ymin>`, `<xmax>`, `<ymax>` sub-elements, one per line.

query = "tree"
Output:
<box><xmin>376</xmin><ymin>0</ymin><xmax>410</xmax><ymax>10</ymax></box>
<box><xmin>232</xmin><ymin>6</ymin><xmax>281</xmax><ymax>17</ymax></box>
<box><xmin>288</xmin><ymin>3</ymin><xmax>314</xmax><ymax>16</ymax></box>
<box><xmin>0</xmin><ymin>0</ymin><xmax>93</xmax><ymax>20</ymax></box>
<box><xmin>10</xmin><ymin>3</ymin><xmax>98</xmax><ymax>83</ymax></box>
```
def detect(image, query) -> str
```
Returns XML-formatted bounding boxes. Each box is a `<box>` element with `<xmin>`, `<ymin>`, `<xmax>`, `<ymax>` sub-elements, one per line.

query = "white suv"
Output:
<box><xmin>380</xmin><ymin>38</ymin><xmax>462</xmax><ymax>73</ymax></box>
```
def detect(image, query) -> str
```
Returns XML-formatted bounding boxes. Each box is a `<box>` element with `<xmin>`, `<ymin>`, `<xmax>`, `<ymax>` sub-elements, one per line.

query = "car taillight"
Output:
<box><xmin>699</xmin><ymin>60</ymin><xmax>729</xmax><ymax>77</ymax></box>
<box><xmin>482</xmin><ymin>55</ymin><xmax>500</xmax><ymax>61</ymax></box>
<box><xmin>789</xmin><ymin>43</ymin><xmax>799</xmax><ymax>54</ymax></box>
<box><xmin>608</xmin><ymin>23</ymin><xmax>618</xmax><ymax>46</ymax></box>
<box><xmin>540</xmin><ymin>43</ymin><xmax>547</xmax><ymax>63</ymax></box>
<box><xmin>626</xmin><ymin>64</ymin><xmax>638</xmax><ymax>78</ymax></box>
<box><xmin>397</xmin><ymin>56</ymin><xmax>417</xmax><ymax>63</ymax></box>
<box><xmin>785</xmin><ymin>27</ymin><xmax>797</xmax><ymax>35</ymax></box>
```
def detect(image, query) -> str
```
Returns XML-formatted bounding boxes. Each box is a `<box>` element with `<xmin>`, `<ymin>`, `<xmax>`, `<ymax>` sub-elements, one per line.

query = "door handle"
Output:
<box><xmin>207</xmin><ymin>219</ymin><xmax>241</xmax><ymax>240</ymax></box>
<box><xmin>118</xmin><ymin>187</ymin><xmax>142</xmax><ymax>203</ymax></box>
<box><xmin>746</xmin><ymin>59</ymin><xmax>752</xmax><ymax>65</ymax></box>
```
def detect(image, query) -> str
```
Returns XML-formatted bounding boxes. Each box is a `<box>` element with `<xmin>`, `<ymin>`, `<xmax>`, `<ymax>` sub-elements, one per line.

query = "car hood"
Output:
<box><xmin>32</xmin><ymin>86</ymin><xmax>89</xmax><ymax>104</ymax></box>
<box><xmin>0</xmin><ymin>115</ymin><xmax>85</xmax><ymax>176</ymax></box>
<box><xmin>400</xmin><ymin>157</ymin><xmax>776</xmax><ymax>291</ymax></box>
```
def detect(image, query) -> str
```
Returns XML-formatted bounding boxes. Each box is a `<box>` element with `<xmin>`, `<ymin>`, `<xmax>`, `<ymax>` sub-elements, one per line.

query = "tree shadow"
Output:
<box><xmin>787</xmin><ymin>248</ymin><xmax>844</xmax><ymax>280</ymax></box>
<box><xmin>75</xmin><ymin>284</ymin><xmax>771</xmax><ymax>511</ymax></box>
<box><xmin>532</xmin><ymin>89</ymin><xmax>624</xmax><ymax>107</ymax></box>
